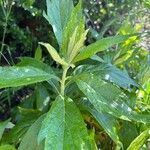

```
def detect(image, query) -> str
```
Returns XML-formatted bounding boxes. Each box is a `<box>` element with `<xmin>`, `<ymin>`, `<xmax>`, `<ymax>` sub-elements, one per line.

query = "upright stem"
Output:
<box><xmin>0</xmin><ymin>1</ymin><xmax>13</xmax><ymax>62</ymax></box>
<box><xmin>60</xmin><ymin>66</ymin><xmax>69</xmax><ymax>96</ymax></box>
<box><xmin>0</xmin><ymin>19</ymin><xmax>8</xmax><ymax>61</ymax></box>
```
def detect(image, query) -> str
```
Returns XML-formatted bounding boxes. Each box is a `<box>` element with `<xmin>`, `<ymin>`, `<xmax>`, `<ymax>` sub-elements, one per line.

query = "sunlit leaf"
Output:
<box><xmin>38</xmin><ymin>96</ymin><xmax>95</xmax><ymax>150</ymax></box>
<box><xmin>61</xmin><ymin>0</ymin><xmax>85</xmax><ymax>59</ymax></box>
<box><xmin>127</xmin><ymin>129</ymin><xmax>150</xmax><ymax>150</ymax></box>
<box><xmin>74</xmin><ymin>63</ymin><xmax>138</xmax><ymax>90</ymax></box>
<box><xmin>39</xmin><ymin>42</ymin><xmax>68</xmax><ymax>66</ymax></box>
<box><xmin>75</xmin><ymin>74</ymin><xmax>150</xmax><ymax>123</ymax></box>
<box><xmin>73</xmin><ymin>35</ymin><xmax>134</xmax><ymax>63</ymax></box>
<box><xmin>0</xmin><ymin>66</ymin><xmax>56</xmax><ymax>89</ymax></box>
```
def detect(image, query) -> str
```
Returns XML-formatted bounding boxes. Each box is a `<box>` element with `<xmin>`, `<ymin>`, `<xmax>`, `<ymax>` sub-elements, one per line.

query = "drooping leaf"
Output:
<box><xmin>18</xmin><ymin>115</ymin><xmax>46</xmax><ymax>150</ymax></box>
<box><xmin>0</xmin><ymin>119</ymin><xmax>10</xmax><ymax>141</ymax></box>
<box><xmin>0</xmin><ymin>145</ymin><xmax>16</xmax><ymax>150</ymax></box>
<box><xmin>73</xmin><ymin>35</ymin><xmax>135</xmax><ymax>63</ymax></box>
<box><xmin>75</xmin><ymin>74</ymin><xmax>150</xmax><ymax>123</ymax></box>
<box><xmin>74</xmin><ymin>63</ymin><xmax>138</xmax><ymax>90</ymax></box>
<box><xmin>0</xmin><ymin>66</ymin><xmax>56</xmax><ymax>89</ymax></box>
<box><xmin>39</xmin><ymin>42</ymin><xmax>68</xmax><ymax>66</ymax></box>
<box><xmin>127</xmin><ymin>128</ymin><xmax>150</xmax><ymax>150</ymax></box>
<box><xmin>44</xmin><ymin>0</ymin><xmax>73</xmax><ymax>45</ymax></box>
<box><xmin>38</xmin><ymin>96</ymin><xmax>95</xmax><ymax>150</ymax></box>
<box><xmin>78</xmin><ymin>99</ymin><xmax>122</xmax><ymax>148</ymax></box>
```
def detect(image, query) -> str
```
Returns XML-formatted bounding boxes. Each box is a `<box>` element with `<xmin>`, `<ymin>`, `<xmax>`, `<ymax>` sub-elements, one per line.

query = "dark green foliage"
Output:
<box><xmin>0</xmin><ymin>0</ymin><xmax>149</xmax><ymax>150</ymax></box>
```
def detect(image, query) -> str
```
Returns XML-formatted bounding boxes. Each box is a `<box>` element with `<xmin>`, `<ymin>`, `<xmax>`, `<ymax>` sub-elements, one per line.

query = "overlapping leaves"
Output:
<box><xmin>78</xmin><ymin>99</ymin><xmax>122</xmax><ymax>148</ymax></box>
<box><xmin>75</xmin><ymin>74</ymin><xmax>150</xmax><ymax>123</ymax></box>
<box><xmin>74</xmin><ymin>63</ymin><xmax>138</xmax><ymax>90</ymax></box>
<box><xmin>18</xmin><ymin>115</ymin><xmax>46</xmax><ymax>150</ymax></box>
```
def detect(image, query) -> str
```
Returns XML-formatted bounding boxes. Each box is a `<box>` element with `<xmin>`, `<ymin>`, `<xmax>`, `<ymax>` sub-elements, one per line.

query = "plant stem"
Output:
<box><xmin>60</xmin><ymin>66</ymin><xmax>69</xmax><ymax>96</ymax></box>
<box><xmin>0</xmin><ymin>19</ymin><xmax>8</xmax><ymax>62</ymax></box>
<box><xmin>0</xmin><ymin>1</ymin><xmax>13</xmax><ymax>62</ymax></box>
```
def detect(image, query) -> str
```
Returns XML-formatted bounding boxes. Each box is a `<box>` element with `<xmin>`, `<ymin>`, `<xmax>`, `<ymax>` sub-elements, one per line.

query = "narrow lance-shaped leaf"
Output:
<box><xmin>38</xmin><ymin>96</ymin><xmax>96</xmax><ymax>150</ymax></box>
<box><xmin>127</xmin><ymin>129</ymin><xmax>150</xmax><ymax>150</ymax></box>
<box><xmin>75</xmin><ymin>74</ymin><xmax>150</xmax><ymax>123</ymax></box>
<box><xmin>39</xmin><ymin>42</ymin><xmax>68</xmax><ymax>66</ymax></box>
<box><xmin>73</xmin><ymin>35</ymin><xmax>135</xmax><ymax>63</ymax></box>
<box><xmin>0</xmin><ymin>66</ymin><xmax>56</xmax><ymax>89</ymax></box>
<box><xmin>68</xmin><ymin>29</ymin><xmax>88</xmax><ymax>63</ymax></box>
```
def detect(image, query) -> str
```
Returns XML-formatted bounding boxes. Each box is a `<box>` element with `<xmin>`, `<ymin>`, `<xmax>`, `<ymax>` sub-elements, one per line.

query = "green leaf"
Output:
<box><xmin>138</xmin><ymin>54</ymin><xmax>150</xmax><ymax>84</ymax></box>
<box><xmin>127</xmin><ymin>129</ymin><xmax>150</xmax><ymax>150</ymax></box>
<box><xmin>38</xmin><ymin>96</ymin><xmax>95</xmax><ymax>150</ymax></box>
<box><xmin>17</xmin><ymin>57</ymin><xmax>60</xmax><ymax>94</ymax></box>
<box><xmin>74</xmin><ymin>63</ymin><xmax>138</xmax><ymax>90</ymax></box>
<box><xmin>35</xmin><ymin>46</ymin><xmax>42</xmax><ymax>60</ymax></box>
<box><xmin>18</xmin><ymin>115</ymin><xmax>46</xmax><ymax>150</ymax></box>
<box><xmin>75</xmin><ymin>74</ymin><xmax>150</xmax><ymax>123</ymax></box>
<box><xmin>17</xmin><ymin>57</ymin><xmax>55</xmax><ymax>75</ymax></box>
<box><xmin>73</xmin><ymin>35</ymin><xmax>134</xmax><ymax>63</ymax></box>
<box><xmin>35</xmin><ymin>84</ymin><xmax>50</xmax><ymax>111</ymax></box>
<box><xmin>61</xmin><ymin>1</ymin><xmax>86</xmax><ymax>61</ymax></box>
<box><xmin>0</xmin><ymin>66</ymin><xmax>55</xmax><ymax>89</ymax></box>
<box><xmin>90</xmin><ymin>19</ymin><xmax>116</xmax><ymax>39</ymax></box>
<box><xmin>21</xmin><ymin>0</ymin><xmax>35</xmax><ymax>7</ymax></box>
<box><xmin>39</xmin><ymin>42</ymin><xmax>68</xmax><ymax>66</ymax></box>
<box><xmin>118</xmin><ymin>122</ymin><xmax>138</xmax><ymax>149</ymax></box>
<box><xmin>44</xmin><ymin>0</ymin><xmax>73</xmax><ymax>45</ymax></box>
<box><xmin>0</xmin><ymin>145</ymin><xmax>16</xmax><ymax>150</ymax></box>
<box><xmin>2</xmin><ymin>109</ymin><xmax>41</xmax><ymax>144</ymax></box>
<box><xmin>79</xmin><ymin>99</ymin><xmax>122</xmax><ymax>148</ymax></box>
<box><xmin>0</xmin><ymin>119</ymin><xmax>10</xmax><ymax>141</ymax></box>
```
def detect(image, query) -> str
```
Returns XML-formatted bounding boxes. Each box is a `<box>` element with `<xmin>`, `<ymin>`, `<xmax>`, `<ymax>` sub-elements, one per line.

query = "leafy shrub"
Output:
<box><xmin>0</xmin><ymin>0</ymin><xmax>150</xmax><ymax>150</ymax></box>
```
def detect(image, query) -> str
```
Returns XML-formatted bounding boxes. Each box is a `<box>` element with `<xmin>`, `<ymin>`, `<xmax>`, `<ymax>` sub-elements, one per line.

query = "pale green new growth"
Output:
<box><xmin>39</xmin><ymin>42</ymin><xmax>68</xmax><ymax>66</ymax></box>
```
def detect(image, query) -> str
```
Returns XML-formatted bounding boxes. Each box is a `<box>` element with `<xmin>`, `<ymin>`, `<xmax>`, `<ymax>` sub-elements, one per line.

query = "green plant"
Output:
<box><xmin>0</xmin><ymin>0</ymin><xmax>150</xmax><ymax>149</ymax></box>
<box><xmin>0</xmin><ymin>0</ymin><xmax>14</xmax><ymax>63</ymax></box>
